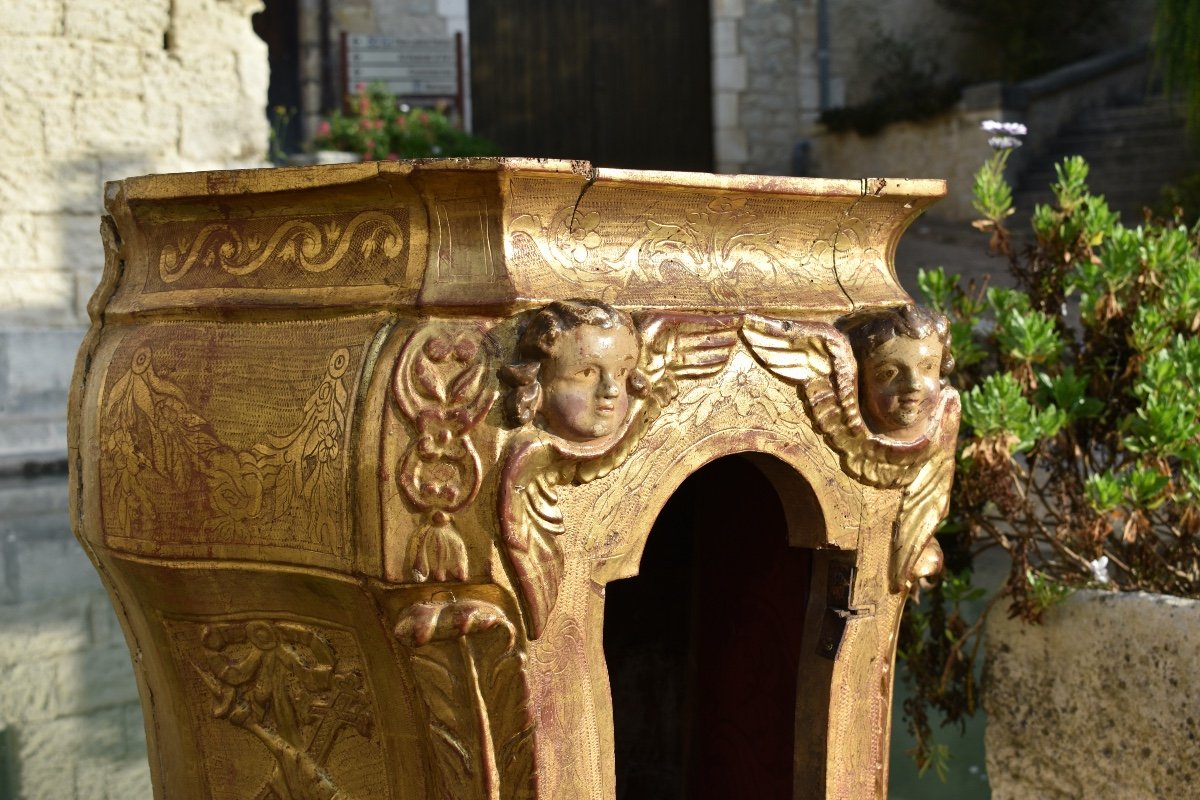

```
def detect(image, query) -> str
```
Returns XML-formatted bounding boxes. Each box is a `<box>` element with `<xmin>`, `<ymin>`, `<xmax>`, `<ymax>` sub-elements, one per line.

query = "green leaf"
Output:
<box><xmin>962</xmin><ymin>372</ymin><xmax>1063</xmax><ymax>452</ymax></box>
<box><xmin>1125</xmin><ymin>466</ymin><xmax>1171</xmax><ymax>510</ymax></box>
<box><xmin>1037</xmin><ymin>367</ymin><xmax>1102</xmax><ymax>421</ymax></box>
<box><xmin>972</xmin><ymin>149</ymin><xmax>1014</xmax><ymax>222</ymax></box>
<box><xmin>1084</xmin><ymin>472</ymin><xmax>1123</xmax><ymax>513</ymax></box>
<box><xmin>1026</xmin><ymin>569</ymin><xmax>1071</xmax><ymax>612</ymax></box>
<box><xmin>917</xmin><ymin>267</ymin><xmax>955</xmax><ymax>316</ymax></box>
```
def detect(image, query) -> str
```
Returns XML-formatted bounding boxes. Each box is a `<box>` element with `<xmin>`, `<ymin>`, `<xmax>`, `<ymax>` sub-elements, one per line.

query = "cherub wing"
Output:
<box><xmin>890</xmin><ymin>393</ymin><xmax>960</xmax><ymax>592</ymax></box>
<box><xmin>498</xmin><ymin>314</ymin><xmax>741</xmax><ymax>640</ymax></box>
<box><xmin>497</xmin><ymin>435</ymin><xmax>566</xmax><ymax>641</ymax></box>
<box><xmin>573</xmin><ymin>312</ymin><xmax>741</xmax><ymax>484</ymax></box>
<box><xmin>741</xmin><ymin>314</ymin><xmax>956</xmax><ymax>489</ymax></box>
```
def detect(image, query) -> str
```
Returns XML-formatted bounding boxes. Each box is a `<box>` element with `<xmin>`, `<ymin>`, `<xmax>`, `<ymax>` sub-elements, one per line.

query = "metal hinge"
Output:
<box><xmin>816</xmin><ymin>560</ymin><xmax>873</xmax><ymax>660</ymax></box>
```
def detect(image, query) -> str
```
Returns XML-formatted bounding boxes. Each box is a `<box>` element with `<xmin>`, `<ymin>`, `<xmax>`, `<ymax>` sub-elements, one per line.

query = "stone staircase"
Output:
<box><xmin>1014</xmin><ymin>94</ymin><xmax>1198</xmax><ymax>222</ymax></box>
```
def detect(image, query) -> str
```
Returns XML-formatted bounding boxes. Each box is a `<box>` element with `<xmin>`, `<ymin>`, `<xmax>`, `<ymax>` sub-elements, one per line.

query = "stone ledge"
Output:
<box><xmin>984</xmin><ymin>590</ymin><xmax>1200</xmax><ymax>800</ymax></box>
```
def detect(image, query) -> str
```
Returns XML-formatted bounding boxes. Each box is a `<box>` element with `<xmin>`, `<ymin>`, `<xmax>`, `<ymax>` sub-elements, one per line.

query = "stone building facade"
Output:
<box><xmin>1</xmin><ymin>0</ymin><xmax>268</xmax><ymax>465</ymax></box>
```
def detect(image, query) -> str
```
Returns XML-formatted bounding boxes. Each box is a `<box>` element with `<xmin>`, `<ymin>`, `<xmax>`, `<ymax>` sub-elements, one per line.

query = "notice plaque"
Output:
<box><xmin>343</xmin><ymin>34</ymin><xmax>459</xmax><ymax>97</ymax></box>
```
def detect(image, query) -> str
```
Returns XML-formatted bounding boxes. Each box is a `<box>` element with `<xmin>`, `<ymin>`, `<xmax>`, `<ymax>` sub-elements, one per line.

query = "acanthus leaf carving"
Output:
<box><xmin>498</xmin><ymin>305</ymin><xmax>740</xmax><ymax>639</ymax></box>
<box><xmin>392</xmin><ymin>323</ymin><xmax>497</xmax><ymax>583</ymax></box>
<box><xmin>890</xmin><ymin>444</ymin><xmax>956</xmax><ymax>593</ymax></box>
<box><xmin>395</xmin><ymin>598</ymin><xmax>536</xmax><ymax>800</ymax></box>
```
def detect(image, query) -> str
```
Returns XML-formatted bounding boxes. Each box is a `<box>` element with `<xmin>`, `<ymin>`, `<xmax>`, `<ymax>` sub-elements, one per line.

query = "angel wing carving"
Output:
<box><xmin>499</xmin><ymin>312</ymin><xmax>740</xmax><ymax>639</ymax></box>
<box><xmin>890</xmin><ymin>445</ymin><xmax>956</xmax><ymax>592</ymax></box>
<box><xmin>741</xmin><ymin>314</ymin><xmax>959</xmax><ymax>489</ymax></box>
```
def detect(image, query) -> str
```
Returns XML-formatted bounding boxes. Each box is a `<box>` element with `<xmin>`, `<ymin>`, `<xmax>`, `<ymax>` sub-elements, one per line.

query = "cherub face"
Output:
<box><xmin>540</xmin><ymin>324</ymin><xmax>639</xmax><ymax>441</ymax></box>
<box><xmin>861</xmin><ymin>333</ymin><xmax>942</xmax><ymax>440</ymax></box>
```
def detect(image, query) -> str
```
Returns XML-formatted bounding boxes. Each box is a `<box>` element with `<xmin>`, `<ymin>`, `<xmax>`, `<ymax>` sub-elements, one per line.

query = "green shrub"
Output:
<box><xmin>900</xmin><ymin>131</ymin><xmax>1200</xmax><ymax>772</ymax></box>
<box><xmin>314</xmin><ymin>82</ymin><xmax>499</xmax><ymax>161</ymax></box>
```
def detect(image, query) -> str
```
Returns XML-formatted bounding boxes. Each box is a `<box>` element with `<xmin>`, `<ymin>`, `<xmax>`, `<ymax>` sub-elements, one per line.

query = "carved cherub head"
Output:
<box><xmin>502</xmin><ymin>300</ymin><xmax>642</xmax><ymax>442</ymax></box>
<box><xmin>840</xmin><ymin>304</ymin><xmax>954</xmax><ymax>441</ymax></box>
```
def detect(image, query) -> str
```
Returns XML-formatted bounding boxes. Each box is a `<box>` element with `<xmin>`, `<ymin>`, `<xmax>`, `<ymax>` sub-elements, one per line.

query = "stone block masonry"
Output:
<box><xmin>0</xmin><ymin>0</ymin><xmax>269</xmax><ymax>466</ymax></box>
<box><xmin>0</xmin><ymin>475</ymin><xmax>151</xmax><ymax>799</ymax></box>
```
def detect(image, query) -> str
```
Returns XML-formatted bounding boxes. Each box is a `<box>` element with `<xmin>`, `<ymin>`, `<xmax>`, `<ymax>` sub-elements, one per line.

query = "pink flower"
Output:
<box><xmin>387</xmin><ymin>153</ymin><xmax>399</xmax><ymax>161</ymax></box>
<box><xmin>358</xmin><ymin>97</ymin><xmax>369</xmax><ymax>114</ymax></box>
<box><xmin>418</xmin><ymin>112</ymin><xmax>429</xmax><ymax>125</ymax></box>
<box><xmin>355</xmin><ymin>82</ymin><xmax>366</xmax><ymax>93</ymax></box>
<box><xmin>397</xmin><ymin>117</ymin><xmax>407</xmax><ymax>129</ymax></box>
<box><xmin>359</xmin><ymin>118</ymin><xmax>370</xmax><ymax>130</ymax></box>
<box><xmin>375</xmin><ymin>119</ymin><xmax>384</xmax><ymax>130</ymax></box>
<box><xmin>317</xmin><ymin>120</ymin><xmax>330</xmax><ymax>136</ymax></box>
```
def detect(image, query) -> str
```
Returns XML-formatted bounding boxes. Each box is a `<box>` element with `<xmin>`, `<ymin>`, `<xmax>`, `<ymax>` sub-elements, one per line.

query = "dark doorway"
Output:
<box><xmin>603</xmin><ymin>455</ymin><xmax>814</xmax><ymax>799</ymax></box>
<box><xmin>252</xmin><ymin>0</ymin><xmax>303</xmax><ymax>159</ymax></box>
<box><xmin>468</xmin><ymin>0</ymin><xmax>714</xmax><ymax>171</ymax></box>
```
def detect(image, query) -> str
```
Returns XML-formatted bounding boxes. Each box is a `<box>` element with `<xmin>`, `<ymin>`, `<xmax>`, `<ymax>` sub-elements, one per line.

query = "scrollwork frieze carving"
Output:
<box><xmin>509</xmin><ymin>196</ymin><xmax>803</xmax><ymax>303</ymax></box>
<box><xmin>157</xmin><ymin>210</ymin><xmax>406</xmax><ymax>284</ymax></box>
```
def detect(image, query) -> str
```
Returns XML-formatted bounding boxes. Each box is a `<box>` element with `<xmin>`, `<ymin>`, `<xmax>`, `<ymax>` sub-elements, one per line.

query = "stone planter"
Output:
<box><xmin>70</xmin><ymin>159</ymin><xmax>958</xmax><ymax>799</ymax></box>
<box><xmin>985</xmin><ymin>590</ymin><xmax>1200</xmax><ymax>799</ymax></box>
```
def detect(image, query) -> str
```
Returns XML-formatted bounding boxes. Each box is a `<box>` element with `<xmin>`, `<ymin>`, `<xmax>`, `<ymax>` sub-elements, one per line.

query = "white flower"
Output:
<box><xmin>988</xmin><ymin>135</ymin><xmax>1024</xmax><ymax>150</ymax></box>
<box><xmin>981</xmin><ymin>120</ymin><xmax>1028</xmax><ymax>136</ymax></box>
<box><xmin>400</xmin><ymin>103</ymin><xmax>411</xmax><ymax>113</ymax></box>
<box><xmin>1088</xmin><ymin>555</ymin><xmax>1111</xmax><ymax>584</ymax></box>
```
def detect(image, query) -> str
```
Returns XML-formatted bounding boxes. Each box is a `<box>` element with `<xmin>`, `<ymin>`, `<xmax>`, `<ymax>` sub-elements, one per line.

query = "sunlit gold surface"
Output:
<box><xmin>70</xmin><ymin>159</ymin><xmax>956</xmax><ymax>799</ymax></box>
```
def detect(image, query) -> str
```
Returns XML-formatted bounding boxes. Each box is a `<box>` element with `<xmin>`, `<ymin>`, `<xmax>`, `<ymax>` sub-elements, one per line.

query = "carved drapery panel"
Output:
<box><xmin>74</xmin><ymin>160</ymin><xmax>956</xmax><ymax>800</ymax></box>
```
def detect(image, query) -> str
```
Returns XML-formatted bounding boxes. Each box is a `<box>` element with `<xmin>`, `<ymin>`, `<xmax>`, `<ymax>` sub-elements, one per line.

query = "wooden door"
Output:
<box><xmin>469</xmin><ymin>0</ymin><xmax>714</xmax><ymax>171</ymax></box>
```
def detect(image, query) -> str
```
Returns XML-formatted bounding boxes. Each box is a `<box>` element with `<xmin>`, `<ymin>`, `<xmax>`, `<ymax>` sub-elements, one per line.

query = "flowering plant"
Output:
<box><xmin>898</xmin><ymin>120</ymin><xmax>1200</xmax><ymax>775</ymax></box>
<box><xmin>313</xmin><ymin>82</ymin><xmax>499</xmax><ymax>161</ymax></box>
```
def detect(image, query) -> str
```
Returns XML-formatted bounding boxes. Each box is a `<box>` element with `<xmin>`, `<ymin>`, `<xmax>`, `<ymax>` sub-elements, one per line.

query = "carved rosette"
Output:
<box><xmin>392</xmin><ymin>323</ymin><xmax>497</xmax><ymax>582</ymax></box>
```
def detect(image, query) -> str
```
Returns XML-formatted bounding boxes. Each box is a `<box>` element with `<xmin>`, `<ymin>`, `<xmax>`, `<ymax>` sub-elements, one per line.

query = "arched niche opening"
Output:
<box><xmin>603</xmin><ymin>453</ymin><xmax>825</xmax><ymax>799</ymax></box>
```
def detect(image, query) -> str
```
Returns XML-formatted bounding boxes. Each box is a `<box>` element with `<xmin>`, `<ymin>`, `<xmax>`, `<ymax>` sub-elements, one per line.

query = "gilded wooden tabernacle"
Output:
<box><xmin>70</xmin><ymin>159</ymin><xmax>957</xmax><ymax>799</ymax></box>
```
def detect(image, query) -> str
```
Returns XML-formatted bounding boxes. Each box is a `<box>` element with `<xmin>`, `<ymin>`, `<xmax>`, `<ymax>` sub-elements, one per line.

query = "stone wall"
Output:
<box><xmin>0</xmin><ymin>1</ymin><xmax>268</xmax><ymax>796</ymax></box>
<box><xmin>718</xmin><ymin>0</ymin><xmax>979</xmax><ymax>177</ymax></box>
<box><xmin>985</xmin><ymin>591</ymin><xmax>1200</xmax><ymax>800</ymax></box>
<box><xmin>0</xmin><ymin>477</ymin><xmax>148</xmax><ymax>798</ymax></box>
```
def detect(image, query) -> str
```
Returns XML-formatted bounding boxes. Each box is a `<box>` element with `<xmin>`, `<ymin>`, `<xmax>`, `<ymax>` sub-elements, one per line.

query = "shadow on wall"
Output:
<box><xmin>0</xmin><ymin>471</ymin><xmax>151</xmax><ymax>798</ymax></box>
